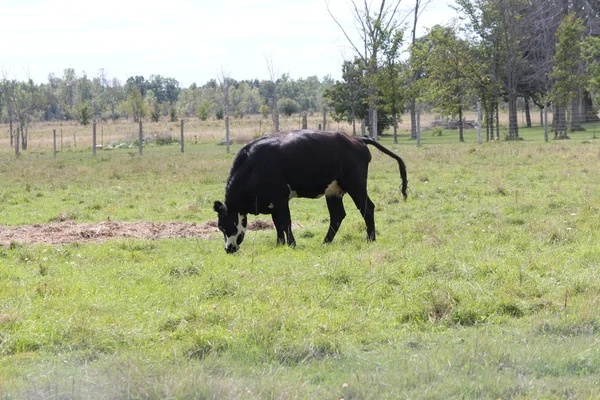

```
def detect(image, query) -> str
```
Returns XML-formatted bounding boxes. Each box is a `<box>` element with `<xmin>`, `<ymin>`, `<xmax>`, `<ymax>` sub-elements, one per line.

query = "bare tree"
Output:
<box><xmin>265</xmin><ymin>55</ymin><xmax>280</xmax><ymax>133</ymax></box>
<box><xmin>218</xmin><ymin>68</ymin><xmax>232</xmax><ymax>153</ymax></box>
<box><xmin>408</xmin><ymin>0</ymin><xmax>433</xmax><ymax>141</ymax></box>
<box><xmin>326</xmin><ymin>0</ymin><xmax>406</xmax><ymax>140</ymax></box>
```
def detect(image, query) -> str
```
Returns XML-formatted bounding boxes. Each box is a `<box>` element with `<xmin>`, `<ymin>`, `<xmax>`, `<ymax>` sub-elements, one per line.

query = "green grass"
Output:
<box><xmin>1</xmin><ymin>123</ymin><xmax>600</xmax><ymax>398</ymax></box>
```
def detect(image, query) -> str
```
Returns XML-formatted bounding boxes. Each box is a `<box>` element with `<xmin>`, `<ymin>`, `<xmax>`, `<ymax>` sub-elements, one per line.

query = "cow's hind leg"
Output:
<box><xmin>323</xmin><ymin>195</ymin><xmax>346</xmax><ymax>244</ymax></box>
<box><xmin>273</xmin><ymin>203</ymin><xmax>296</xmax><ymax>247</ymax></box>
<box><xmin>348</xmin><ymin>190</ymin><xmax>376</xmax><ymax>241</ymax></box>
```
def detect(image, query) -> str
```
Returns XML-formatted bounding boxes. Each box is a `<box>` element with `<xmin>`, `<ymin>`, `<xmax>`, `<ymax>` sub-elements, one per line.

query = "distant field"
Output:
<box><xmin>0</xmin><ymin>109</ymin><xmax>549</xmax><ymax>155</ymax></box>
<box><xmin>1</xmin><ymin>118</ymin><xmax>600</xmax><ymax>398</ymax></box>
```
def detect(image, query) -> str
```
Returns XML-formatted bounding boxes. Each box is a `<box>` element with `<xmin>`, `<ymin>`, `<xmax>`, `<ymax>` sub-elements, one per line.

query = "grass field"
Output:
<box><xmin>1</xmin><ymin>117</ymin><xmax>600</xmax><ymax>399</ymax></box>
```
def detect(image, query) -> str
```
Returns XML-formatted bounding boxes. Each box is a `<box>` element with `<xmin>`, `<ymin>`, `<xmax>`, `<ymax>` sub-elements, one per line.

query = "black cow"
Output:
<box><xmin>213</xmin><ymin>130</ymin><xmax>408</xmax><ymax>253</ymax></box>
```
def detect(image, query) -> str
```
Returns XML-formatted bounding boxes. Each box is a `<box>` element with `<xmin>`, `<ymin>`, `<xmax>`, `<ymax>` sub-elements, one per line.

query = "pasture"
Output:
<box><xmin>1</xmin><ymin>119</ymin><xmax>600</xmax><ymax>399</ymax></box>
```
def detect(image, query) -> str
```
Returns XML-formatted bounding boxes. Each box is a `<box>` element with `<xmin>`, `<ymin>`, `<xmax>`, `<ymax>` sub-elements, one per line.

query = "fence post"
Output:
<box><xmin>60</xmin><ymin>129</ymin><xmax>63</xmax><ymax>152</ymax></box>
<box><xmin>302</xmin><ymin>112</ymin><xmax>307</xmax><ymax>129</ymax></box>
<box><xmin>138</xmin><ymin>120</ymin><xmax>143</xmax><ymax>155</ymax></box>
<box><xmin>93</xmin><ymin>120</ymin><xmax>97</xmax><ymax>157</ymax></box>
<box><xmin>180</xmin><ymin>119</ymin><xmax>184</xmax><ymax>153</ymax></box>
<box><xmin>53</xmin><ymin>129</ymin><xmax>57</xmax><ymax>158</ymax></box>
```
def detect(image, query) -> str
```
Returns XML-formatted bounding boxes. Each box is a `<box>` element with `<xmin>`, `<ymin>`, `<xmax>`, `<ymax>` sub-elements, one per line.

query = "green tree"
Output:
<box><xmin>278</xmin><ymin>97</ymin><xmax>300</xmax><ymax>116</ymax></box>
<box><xmin>324</xmin><ymin>59</ymin><xmax>368</xmax><ymax>136</ymax></box>
<box><xmin>75</xmin><ymin>102</ymin><xmax>92</xmax><ymax>125</ymax></box>
<box><xmin>124</xmin><ymin>87</ymin><xmax>146</xmax><ymax>122</ymax></box>
<box><xmin>378</xmin><ymin>29</ymin><xmax>405</xmax><ymax>143</ymax></box>
<box><xmin>419</xmin><ymin>25</ymin><xmax>474</xmax><ymax>142</ymax></box>
<box><xmin>550</xmin><ymin>13</ymin><xmax>587</xmax><ymax>139</ymax></box>
<box><xmin>327</xmin><ymin>0</ymin><xmax>404</xmax><ymax>140</ymax></box>
<box><xmin>259</xmin><ymin>104</ymin><xmax>270</xmax><ymax>119</ymax></box>
<box><xmin>197</xmin><ymin>101</ymin><xmax>214</xmax><ymax>121</ymax></box>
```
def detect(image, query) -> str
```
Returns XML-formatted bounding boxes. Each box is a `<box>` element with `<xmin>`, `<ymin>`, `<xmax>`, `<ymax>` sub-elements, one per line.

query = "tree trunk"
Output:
<box><xmin>544</xmin><ymin>104</ymin><xmax>549</xmax><ymax>142</ymax></box>
<box><xmin>524</xmin><ymin>96</ymin><xmax>532</xmax><ymax>128</ymax></box>
<box><xmin>15</xmin><ymin>127</ymin><xmax>20</xmax><ymax>157</ymax></box>
<box><xmin>583</xmin><ymin>90</ymin><xmax>599</xmax><ymax>122</ymax></box>
<box><xmin>410</xmin><ymin>99</ymin><xmax>417</xmax><ymax>139</ymax></box>
<box><xmin>508</xmin><ymin>94</ymin><xmax>519</xmax><ymax>139</ymax></box>
<box><xmin>495</xmin><ymin>102</ymin><xmax>500</xmax><ymax>140</ymax></box>
<box><xmin>477</xmin><ymin>101</ymin><xmax>482</xmax><ymax>144</ymax></box>
<box><xmin>570</xmin><ymin>92</ymin><xmax>582</xmax><ymax>131</ymax></box>
<box><xmin>369</xmin><ymin>103</ymin><xmax>378</xmax><ymax>141</ymax></box>
<box><xmin>458</xmin><ymin>105</ymin><xmax>464</xmax><ymax>142</ymax></box>
<box><xmin>416</xmin><ymin>103</ymin><xmax>421</xmax><ymax>147</ymax></box>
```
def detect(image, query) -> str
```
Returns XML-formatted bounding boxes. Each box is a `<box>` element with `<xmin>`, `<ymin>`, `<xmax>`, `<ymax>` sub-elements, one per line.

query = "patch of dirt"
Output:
<box><xmin>0</xmin><ymin>219</ymin><xmax>275</xmax><ymax>246</ymax></box>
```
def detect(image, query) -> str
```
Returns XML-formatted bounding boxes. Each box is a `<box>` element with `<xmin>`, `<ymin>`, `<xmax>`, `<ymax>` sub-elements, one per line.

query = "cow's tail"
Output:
<box><xmin>361</xmin><ymin>137</ymin><xmax>408</xmax><ymax>200</ymax></box>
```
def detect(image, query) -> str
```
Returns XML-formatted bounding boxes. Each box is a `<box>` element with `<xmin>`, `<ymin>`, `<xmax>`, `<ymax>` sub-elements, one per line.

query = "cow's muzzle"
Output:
<box><xmin>225</xmin><ymin>244</ymin><xmax>238</xmax><ymax>254</ymax></box>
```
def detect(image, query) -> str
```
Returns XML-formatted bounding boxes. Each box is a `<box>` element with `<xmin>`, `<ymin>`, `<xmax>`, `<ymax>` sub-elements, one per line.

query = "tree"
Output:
<box><xmin>218</xmin><ymin>70</ymin><xmax>232</xmax><ymax>153</ymax></box>
<box><xmin>325</xmin><ymin>59</ymin><xmax>368</xmax><ymax>136</ymax></box>
<box><xmin>4</xmin><ymin>78</ymin><xmax>45</xmax><ymax>150</ymax></box>
<box><xmin>75</xmin><ymin>102</ymin><xmax>92</xmax><ymax>125</ymax></box>
<box><xmin>124</xmin><ymin>86</ymin><xmax>146</xmax><ymax>122</ymax></box>
<box><xmin>278</xmin><ymin>97</ymin><xmax>300</xmax><ymax>116</ymax></box>
<box><xmin>419</xmin><ymin>25</ymin><xmax>474</xmax><ymax>142</ymax></box>
<box><xmin>550</xmin><ymin>13</ymin><xmax>588</xmax><ymax>138</ymax></box>
<box><xmin>378</xmin><ymin>29</ymin><xmax>405</xmax><ymax>143</ymax></box>
<box><xmin>325</xmin><ymin>59</ymin><xmax>396</xmax><ymax>136</ymax></box>
<box><xmin>327</xmin><ymin>0</ymin><xmax>405</xmax><ymax>140</ymax></box>
<box><xmin>456</xmin><ymin>0</ymin><xmax>532</xmax><ymax>140</ymax></box>
<box><xmin>197</xmin><ymin>100</ymin><xmax>214</xmax><ymax>121</ymax></box>
<box><xmin>407</xmin><ymin>0</ymin><xmax>433</xmax><ymax>141</ymax></box>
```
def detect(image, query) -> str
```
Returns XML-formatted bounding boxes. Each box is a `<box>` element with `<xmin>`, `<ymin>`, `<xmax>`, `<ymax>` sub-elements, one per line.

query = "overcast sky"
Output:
<box><xmin>0</xmin><ymin>0</ymin><xmax>456</xmax><ymax>87</ymax></box>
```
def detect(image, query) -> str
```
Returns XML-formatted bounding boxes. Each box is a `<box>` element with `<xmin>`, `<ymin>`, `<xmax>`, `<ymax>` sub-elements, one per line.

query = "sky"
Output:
<box><xmin>0</xmin><ymin>0</ymin><xmax>457</xmax><ymax>87</ymax></box>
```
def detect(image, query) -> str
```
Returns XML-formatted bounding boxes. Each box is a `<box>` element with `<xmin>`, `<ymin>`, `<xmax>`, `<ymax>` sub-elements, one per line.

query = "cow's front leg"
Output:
<box><xmin>271</xmin><ymin>211</ymin><xmax>286</xmax><ymax>245</ymax></box>
<box><xmin>274</xmin><ymin>202</ymin><xmax>295</xmax><ymax>247</ymax></box>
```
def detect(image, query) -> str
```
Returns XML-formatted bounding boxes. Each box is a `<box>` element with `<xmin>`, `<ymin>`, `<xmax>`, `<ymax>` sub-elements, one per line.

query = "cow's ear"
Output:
<box><xmin>213</xmin><ymin>201</ymin><xmax>227</xmax><ymax>215</ymax></box>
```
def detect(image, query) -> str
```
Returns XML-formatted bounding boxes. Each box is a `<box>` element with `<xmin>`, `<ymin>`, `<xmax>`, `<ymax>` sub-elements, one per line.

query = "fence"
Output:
<box><xmin>2</xmin><ymin>106</ymin><xmax>599</xmax><ymax>158</ymax></box>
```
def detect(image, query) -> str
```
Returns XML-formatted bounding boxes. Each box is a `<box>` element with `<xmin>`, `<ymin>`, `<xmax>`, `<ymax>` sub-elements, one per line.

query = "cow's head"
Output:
<box><xmin>213</xmin><ymin>201</ymin><xmax>247</xmax><ymax>254</ymax></box>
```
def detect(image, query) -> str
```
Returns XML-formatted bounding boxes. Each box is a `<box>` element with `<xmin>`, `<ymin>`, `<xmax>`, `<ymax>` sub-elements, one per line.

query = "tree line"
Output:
<box><xmin>326</xmin><ymin>0</ymin><xmax>600</xmax><ymax>143</ymax></box>
<box><xmin>0</xmin><ymin>68</ymin><xmax>338</xmax><ymax>150</ymax></box>
<box><xmin>2</xmin><ymin>0</ymin><xmax>600</xmax><ymax>150</ymax></box>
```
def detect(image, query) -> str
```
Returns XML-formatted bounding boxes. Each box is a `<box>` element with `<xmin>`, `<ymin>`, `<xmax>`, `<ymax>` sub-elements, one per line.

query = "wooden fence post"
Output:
<box><xmin>53</xmin><ymin>129</ymin><xmax>57</xmax><ymax>158</ymax></box>
<box><xmin>180</xmin><ymin>119</ymin><xmax>184</xmax><ymax>153</ymax></box>
<box><xmin>302</xmin><ymin>112</ymin><xmax>307</xmax><ymax>129</ymax></box>
<box><xmin>93</xmin><ymin>121</ymin><xmax>97</xmax><ymax>157</ymax></box>
<box><xmin>138</xmin><ymin>120</ymin><xmax>143</xmax><ymax>155</ymax></box>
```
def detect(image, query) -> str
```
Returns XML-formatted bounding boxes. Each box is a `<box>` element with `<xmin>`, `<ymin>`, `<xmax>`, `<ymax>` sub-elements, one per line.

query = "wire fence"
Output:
<box><xmin>2</xmin><ymin>105</ymin><xmax>599</xmax><ymax>158</ymax></box>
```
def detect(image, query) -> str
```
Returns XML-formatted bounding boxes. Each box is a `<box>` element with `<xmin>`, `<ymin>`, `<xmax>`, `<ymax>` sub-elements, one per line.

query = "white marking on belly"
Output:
<box><xmin>325</xmin><ymin>180</ymin><xmax>345</xmax><ymax>197</ymax></box>
<box><xmin>268</xmin><ymin>203</ymin><xmax>274</xmax><ymax>209</ymax></box>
